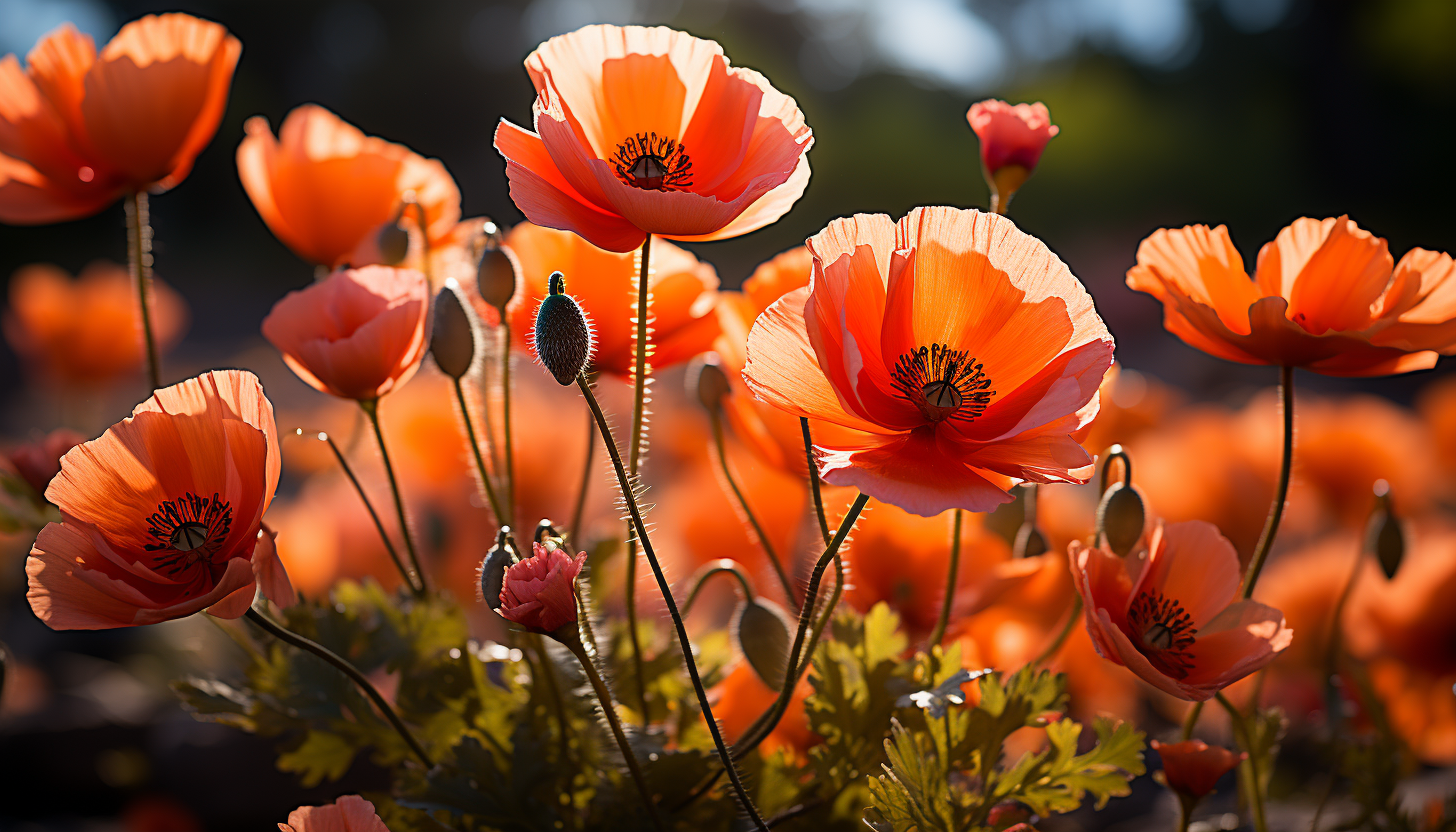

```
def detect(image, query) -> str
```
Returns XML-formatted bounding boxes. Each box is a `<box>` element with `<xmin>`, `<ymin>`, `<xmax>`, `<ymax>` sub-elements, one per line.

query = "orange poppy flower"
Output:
<box><xmin>280</xmin><ymin>795</ymin><xmax>389</xmax><ymax>832</ymax></box>
<box><xmin>1152</xmin><ymin>740</ymin><xmax>1244</xmax><ymax>801</ymax></box>
<box><xmin>503</xmin><ymin>222</ymin><xmax>719</xmax><ymax>376</ymax></box>
<box><xmin>0</xmin><ymin>14</ymin><xmax>240</xmax><ymax>224</ymax></box>
<box><xmin>1069</xmin><ymin>520</ymin><xmax>1292</xmax><ymax>701</ymax></box>
<box><xmin>1127</xmin><ymin>218</ymin><xmax>1456</xmax><ymax>376</ymax></box>
<box><xmin>1346</xmin><ymin>522</ymin><xmax>1456</xmax><ymax>764</ymax></box>
<box><xmin>262</xmin><ymin>265</ymin><xmax>429</xmax><ymax>401</ymax></box>
<box><xmin>710</xmin><ymin>659</ymin><xmax>816</xmax><ymax>759</ymax></box>
<box><xmin>26</xmin><ymin>370</ymin><xmax>292</xmax><ymax>629</ymax></box>
<box><xmin>493</xmin><ymin>24</ymin><xmax>813</xmax><ymax>253</ymax></box>
<box><xmin>237</xmin><ymin>104</ymin><xmax>461</xmax><ymax>268</ymax></box>
<box><xmin>3</xmin><ymin>260</ymin><xmax>187</xmax><ymax>384</ymax></box>
<box><xmin>744</xmin><ymin>206</ymin><xmax>1114</xmax><ymax>516</ymax></box>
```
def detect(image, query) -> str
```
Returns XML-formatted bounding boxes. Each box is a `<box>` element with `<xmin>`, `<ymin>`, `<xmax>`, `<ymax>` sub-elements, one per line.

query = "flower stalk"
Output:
<box><xmin>710</xmin><ymin>408</ymin><xmax>795</xmax><ymax>604</ymax></box>
<box><xmin>801</xmin><ymin>417</ymin><xmax>831</xmax><ymax>546</ymax></box>
<box><xmin>623</xmin><ymin>234</ymin><xmax>654</xmax><ymax>722</ymax></box>
<box><xmin>305</xmin><ymin>429</ymin><xmax>419</xmax><ymax>594</ymax></box>
<box><xmin>360</xmin><ymin>399</ymin><xmax>428</xmax><ymax>595</ymax></box>
<box><xmin>126</xmin><ymin>191</ymin><xmax>162</xmax><ymax>391</ymax></box>
<box><xmin>451</xmin><ymin>377</ymin><xmax>508</xmax><ymax>528</ymax></box>
<box><xmin>1241</xmin><ymin>365</ymin><xmax>1294</xmax><ymax>598</ymax></box>
<box><xmin>926</xmin><ymin>509</ymin><xmax>963</xmax><ymax>650</ymax></box>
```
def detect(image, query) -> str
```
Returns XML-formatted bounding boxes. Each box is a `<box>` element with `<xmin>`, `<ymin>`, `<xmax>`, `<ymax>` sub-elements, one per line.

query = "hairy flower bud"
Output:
<box><xmin>1366</xmin><ymin>481</ymin><xmax>1404</xmax><ymax>579</ymax></box>
<box><xmin>376</xmin><ymin>219</ymin><xmax>410</xmax><ymax>266</ymax></box>
<box><xmin>478</xmin><ymin>528</ymin><xmax>512</xmax><ymax>612</ymax></box>
<box><xmin>691</xmin><ymin>353</ymin><xmax>731</xmax><ymax>414</ymax></box>
<box><xmin>732</xmin><ymin>597</ymin><xmax>792</xmax><ymax>691</ymax></box>
<box><xmin>533</xmin><ymin>272</ymin><xmax>593</xmax><ymax>385</ymax></box>
<box><xmin>1097</xmin><ymin>482</ymin><xmax>1147</xmax><ymax>557</ymax></box>
<box><xmin>431</xmin><ymin>281</ymin><xmax>476</xmax><ymax>380</ymax></box>
<box><xmin>476</xmin><ymin>246</ymin><xmax>519</xmax><ymax>312</ymax></box>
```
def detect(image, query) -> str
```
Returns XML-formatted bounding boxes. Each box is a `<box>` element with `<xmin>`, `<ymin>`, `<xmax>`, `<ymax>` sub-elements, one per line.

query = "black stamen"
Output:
<box><xmin>1125</xmin><ymin>589</ymin><xmax>1198</xmax><ymax>678</ymax></box>
<box><xmin>613</xmin><ymin>132</ymin><xmax>693</xmax><ymax>191</ymax></box>
<box><xmin>144</xmin><ymin>492</ymin><xmax>233</xmax><ymax>575</ymax></box>
<box><xmin>889</xmin><ymin>343</ymin><xmax>994</xmax><ymax>422</ymax></box>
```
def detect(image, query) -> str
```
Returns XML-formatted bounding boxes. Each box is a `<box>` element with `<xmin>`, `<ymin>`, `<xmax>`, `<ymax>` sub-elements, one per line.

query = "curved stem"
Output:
<box><xmin>452</xmin><ymin>378</ymin><xmax>508</xmax><ymax>527</ymax></box>
<box><xmin>712</xmin><ymin>410</ymin><xmax>794</xmax><ymax>604</ymax></box>
<box><xmin>570</xmin><ymin>398</ymin><xmax>595</xmax><ymax>547</ymax></box>
<box><xmin>735</xmin><ymin>493</ymin><xmax>869</xmax><ymax>757</ymax></box>
<box><xmin>681</xmin><ymin>560</ymin><xmax>756</xmax><ymax>618</ymax></box>
<box><xmin>1030</xmin><ymin>595</ymin><xmax>1083</xmax><ymax>668</ymax></box>
<box><xmin>244</xmin><ymin>608</ymin><xmax>432</xmax><ymax>767</ymax></box>
<box><xmin>576</xmin><ymin>373</ymin><xmax>770</xmax><ymax>830</ymax></box>
<box><xmin>926</xmin><ymin>510</ymin><xmax>963</xmax><ymax>650</ymax></box>
<box><xmin>361</xmin><ymin>399</ymin><xmax>428</xmax><ymax>595</ymax></box>
<box><xmin>126</xmin><ymin>191</ymin><xmax>161</xmax><ymax>390</ymax></box>
<box><xmin>565</xmin><ymin>636</ymin><xmax>667</xmax><ymax>831</ymax></box>
<box><xmin>624</xmin><ymin>235</ymin><xmax>654</xmax><ymax>724</ymax></box>
<box><xmin>801</xmin><ymin>418</ymin><xmax>831</xmax><ymax>547</ymax></box>
<box><xmin>1179</xmin><ymin>702</ymin><xmax>1204</xmax><ymax>742</ymax></box>
<box><xmin>1216</xmin><ymin>692</ymin><xmax>1269</xmax><ymax>832</ymax></box>
<box><xmin>312</xmin><ymin>430</ymin><xmax>418</xmax><ymax>593</ymax></box>
<box><xmin>1242</xmin><ymin>365</ymin><xmax>1294</xmax><ymax>599</ymax></box>
<box><xmin>1322</xmin><ymin>544</ymin><xmax>1366</xmax><ymax>728</ymax></box>
<box><xmin>500</xmin><ymin>322</ymin><xmax>517</xmax><ymax>527</ymax></box>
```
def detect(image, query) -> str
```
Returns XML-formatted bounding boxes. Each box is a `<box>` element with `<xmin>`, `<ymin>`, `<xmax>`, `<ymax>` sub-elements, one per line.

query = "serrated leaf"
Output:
<box><xmin>866</xmin><ymin>719</ymin><xmax>963</xmax><ymax>832</ymax></box>
<box><xmin>277</xmin><ymin>730</ymin><xmax>356</xmax><ymax>787</ymax></box>
<box><xmin>997</xmin><ymin>717</ymin><xmax>1145</xmax><ymax>816</ymax></box>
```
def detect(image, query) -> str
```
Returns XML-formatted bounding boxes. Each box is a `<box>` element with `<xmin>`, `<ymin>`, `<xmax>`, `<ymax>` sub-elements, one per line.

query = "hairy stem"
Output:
<box><xmin>624</xmin><ymin>235</ymin><xmax>654</xmax><ymax>723</ymax></box>
<box><xmin>712</xmin><ymin>410</ymin><xmax>794</xmax><ymax>604</ymax></box>
<box><xmin>576</xmin><ymin>373</ymin><xmax>770</xmax><ymax>830</ymax></box>
<box><xmin>361</xmin><ymin>399</ymin><xmax>428</xmax><ymax>595</ymax></box>
<box><xmin>1241</xmin><ymin>365</ymin><xmax>1294</xmax><ymax>598</ymax></box>
<box><xmin>801</xmin><ymin>418</ymin><xmax>831</xmax><ymax>546</ymax></box>
<box><xmin>500</xmin><ymin>322</ymin><xmax>517</xmax><ymax>527</ymax></box>
<box><xmin>570</xmin><ymin>398</ymin><xmax>595</xmax><ymax>547</ymax></box>
<box><xmin>126</xmin><ymin>191</ymin><xmax>161</xmax><ymax>390</ymax></box>
<box><xmin>452</xmin><ymin>378</ymin><xmax>508</xmax><ymax>527</ymax></box>
<box><xmin>244</xmin><ymin>607</ymin><xmax>432</xmax><ymax>767</ymax></box>
<box><xmin>314</xmin><ymin>430</ymin><xmax>418</xmax><ymax>593</ymax></box>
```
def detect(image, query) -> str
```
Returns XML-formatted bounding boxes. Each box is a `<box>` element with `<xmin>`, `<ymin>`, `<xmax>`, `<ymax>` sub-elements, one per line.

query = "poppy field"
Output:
<box><xmin>1</xmin><ymin>6</ymin><xmax>1455</xmax><ymax>832</ymax></box>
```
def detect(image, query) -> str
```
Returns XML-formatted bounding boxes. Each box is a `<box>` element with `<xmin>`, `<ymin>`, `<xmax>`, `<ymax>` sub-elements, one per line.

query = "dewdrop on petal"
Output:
<box><xmin>732</xmin><ymin>596</ymin><xmax>793</xmax><ymax>691</ymax></box>
<box><xmin>479</xmin><ymin>528</ymin><xmax>513</xmax><ymax>613</ymax></box>
<box><xmin>533</xmin><ymin>272</ymin><xmax>593</xmax><ymax>385</ymax></box>
<box><xmin>430</xmin><ymin>280</ymin><xmax>476</xmax><ymax>380</ymax></box>
<box><xmin>690</xmin><ymin>353</ymin><xmax>732</xmax><ymax>414</ymax></box>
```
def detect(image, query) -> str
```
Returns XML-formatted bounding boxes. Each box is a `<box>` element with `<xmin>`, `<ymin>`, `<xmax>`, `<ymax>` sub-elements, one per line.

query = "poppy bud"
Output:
<box><xmin>500</xmin><ymin>540</ymin><xmax>587</xmax><ymax>639</ymax></box>
<box><xmin>533</xmin><ymin>272</ymin><xmax>593</xmax><ymax>385</ymax></box>
<box><xmin>478</xmin><ymin>528</ymin><xmax>512</xmax><ymax>612</ymax></box>
<box><xmin>732</xmin><ymin>597</ymin><xmax>792</xmax><ymax>691</ymax></box>
<box><xmin>1151</xmin><ymin>739</ymin><xmax>1245</xmax><ymax>805</ymax></box>
<box><xmin>1097</xmin><ymin>482</ymin><xmax>1147</xmax><ymax>557</ymax></box>
<box><xmin>1366</xmin><ymin>481</ymin><xmax>1404</xmax><ymax>579</ymax></box>
<box><xmin>431</xmin><ymin>281</ymin><xmax>476</xmax><ymax>380</ymax></box>
<box><xmin>476</xmin><ymin>246</ymin><xmax>519</xmax><ymax>313</ymax></box>
<box><xmin>534</xmin><ymin>518</ymin><xmax>559</xmax><ymax>544</ymax></box>
<box><xmin>376</xmin><ymin>219</ymin><xmax>411</xmax><ymax>266</ymax></box>
<box><xmin>1013</xmin><ymin>523</ymin><xmax>1048</xmax><ymax>559</ymax></box>
<box><xmin>690</xmin><ymin>353</ymin><xmax>731</xmax><ymax>414</ymax></box>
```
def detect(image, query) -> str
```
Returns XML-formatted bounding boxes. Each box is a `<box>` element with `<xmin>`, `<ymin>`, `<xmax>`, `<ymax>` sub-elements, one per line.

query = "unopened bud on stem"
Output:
<box><xmin>733</xmin><ymin>597</ymin><xmax>793</xmax><ymax>691</ymax></box>
<box><xmin>431</xmin><ymin>281</ymin><xmax>476</xmax><ymax>379</ymax></box>
<box><xmin>479</xmin><ymin>528</ymin><xmax>513</xmax><ymax>612</ymax></box>
<box><xmin>477</xmin><ymin>243</ymin><xmax>519</xmax><ymax>313</ymax></box>
<box><xmin>1366</xmin><ymin>480</ymin><xmax>1404</xmax><ymax>579</ymax></box>
<box><xmin>690</xmin><ymin>353</ymin><xmax>732</xmax><ymax>414</ymax></box>
<box><xmin>533</xmin><ymin>272</ymin><xmax>593</xmax><ymax>385</ymax></box>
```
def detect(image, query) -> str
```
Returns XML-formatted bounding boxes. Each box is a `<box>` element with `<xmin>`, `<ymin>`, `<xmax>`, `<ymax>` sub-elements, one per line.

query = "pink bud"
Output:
<box><xmin>498</xmin><ymin>541</ymin><xmax>587</xmax><ymax>635</ymax></box>
<box><xmin>966</xmin><ymin>99</ymin><xmax>1059</xmax><ymax>176</ymax></box>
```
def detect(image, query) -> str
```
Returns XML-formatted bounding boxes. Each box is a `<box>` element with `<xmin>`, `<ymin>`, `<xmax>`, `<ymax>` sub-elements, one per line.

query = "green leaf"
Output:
<box><xmin>865</xmin><ymin>718</ymin><xmax>964</xmax><ymax>832</ymax></box>
<box><xmin>277</xmin><ymin>730</ymin><xmax>356</xmax><ymax>787</ymax></box>
<box><xmin>997</xmin><ymin>717</ymin><xmax>1146</xmax><ymax>816</ymax></box>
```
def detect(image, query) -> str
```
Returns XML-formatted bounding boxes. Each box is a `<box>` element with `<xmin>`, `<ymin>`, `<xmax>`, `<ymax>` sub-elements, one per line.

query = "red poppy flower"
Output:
<box><xmin>1152</xmin><ymin>739</ymin><xmax>1244</xmax><ymax>800</ymax></box>
<box><xmin>499</xmin><ymin>540</ymin><xmax>586</xmax><ymax>635</ymax></box>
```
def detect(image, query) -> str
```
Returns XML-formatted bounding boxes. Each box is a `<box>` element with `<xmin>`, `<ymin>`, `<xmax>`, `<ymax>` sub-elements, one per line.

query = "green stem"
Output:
<box><xmin>576</xmin><ymin>373</ymin><xmax>770</xmax><ymax>831</ymax></box>
<box><xmin>570</xmin><ymin>397</ymin><xmax>595</xmax><ymax>547</ymax></box>
<box><xmin>1322</xmin><ymin>545</ymin><xmax>1366</xmax><ymax>728</ymax></box>
<box><xmin>500</xmin><ymin>322</ymin><xmax>517</xmax><ymax>527</ymax></box>
<box><xmin>712</xmin><ymin>410</ymin><xmax>795</xmax><ymax>604</ymax></box>
<box><xmin>452</xmin><ymin>378</ymin><xmax>508</xmax><ymax>527</ymax></box>
<box><xmin>314</xmin><ymin>430</ymin><xmax>418</xmax><ymax>593</ymax></box>
<box><xmin>926</xmin><ymin>510</ymin><xmax>963</xmax><ymax>650</ymax></box>
<box><xmin>564</xmin><ymin>636</ymin><xmax>667</xmax><ymax>831</ymax></box>
<box><xmin>1030</xmin><ymin>595</ymin><xmax>1083</xmax><ymax>668</ymax></box>
<box><xmin>361</xmin><ymin>399</ymin><xmax>428</xmax><ymax>595</ymax></box>
<box><xmin>1242</xmin><ymin>365</ymin><xmax>1294</xmax><ymax>599</ymax></box>
<box><xmin>1175</xmin><ymin>795</ymin><xmax>1192</xmax><ymax>832</ymax></box>
<box><xmin>244</xmin><ymin>608</ymin><xmax>432</xmax><ymax>767</ymax></box>
<box><xmin>525</xmin><ymin>633</ymin><xmax>573</xmax><ymax>766</ymax></box>
<box><xmin>1216</xmin><ymin>692</ymin><xmax>1269</xmax><ymax>832</ymax></box>
<box><xmin>681</xmin><ymin>560</ymin><xmax>756</xmax><ymax>617</ymax></box>
<box><xmin>126</xmin><ymin>191</ymin><xmax>161</xmax><ymax>390</ymax></box>
<box><xmin>1180</xmin><ymin>702</ymin><xmax>1204</xmax><ymax>741</ymax></box>
<box><xmin>624</xmin><ymin>235</ymin><xmax>654</xmax><ymax>724</ymax></box>
<box><xmin>801</xmin><ymin>418</ymin><xmax>831</xmax><ymax>546</ymax></box>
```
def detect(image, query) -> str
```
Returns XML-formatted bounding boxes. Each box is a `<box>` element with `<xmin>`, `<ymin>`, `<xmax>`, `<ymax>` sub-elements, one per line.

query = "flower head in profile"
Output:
<box><xmin>0</xmin><ymin>14</ymin><xmax>240</xmax><ymax>224</ymax></box>
<box><xmin>4</xmin><ymin>261</ymin><xmax>187</xmax><ymax>385</ymax></box>
<box><xmin>499</xmin><ymin>540</ymin><xmax>587</xmax><ymax>636</ymax></box>
<box><xmin>1152</xmin><ymin>739</ymin><xmax>1244</xmax><ymax>802</ymax></box>
<box><xmin>743</xmin><ymin>206</ymin><xmax>1114</xmax><ymax>516</ymax></box>
<box><xmin>1127</xmin><ymin>217</ymin><xmax>1456</xmax><ymax>376</ymax></box>
<box><xmin>494</xmin><ymin>24</ymin><xmax>813</xmax><ymax>252</ymax></box>
<box><xmin>279</xmin><ymin>795</ymin><xmax>389</xmax><ymax>832</ymax></box>
<box><xmin>27</xmin><ymin>370</ymin><xmax>293</xmax><ymax>630</ymax></box>
<box><xmin>966</xmin><ymin>100</ymin><xmax>1058</xmax><ymax>208</ymax></box>
<box><xmin>262</xmin><ymin>265</ymin><xmax>430</xmax><ymax>401</ymax></box>
<box><xmin>505</xmin><ymin>222</ymin><xmax>719</xmax><ymax>375</ymax></box>
<box><xmin>1069</xmin><ymin>520</ymin><xmax>1293</xmax><ymax>701</ymax></box>
<box><xmin>238</xmin><ymin>104</ymin><xmax>460</xmax><ymax>268</ymax></box>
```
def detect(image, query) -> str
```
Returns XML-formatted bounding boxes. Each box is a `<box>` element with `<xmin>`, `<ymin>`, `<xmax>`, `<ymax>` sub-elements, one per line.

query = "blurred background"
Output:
<box><xmin>1</xmin><ymin>0</ymin><xmax>1455</xmax><ymax>829</ymax></box>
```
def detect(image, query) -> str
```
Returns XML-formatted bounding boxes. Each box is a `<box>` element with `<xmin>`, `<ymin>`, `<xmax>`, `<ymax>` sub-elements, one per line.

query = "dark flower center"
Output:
<box><xmin>890</xmin><ymin>344</ymin><xmax>994</xmax><ymax>422</ymax></box>
<box><xmin>613</xmin><ymin>133</ymin><xmax>693</xmax><ymax>191</ymax></box>
<box><xmin>1125</xmin><ymin>589</ymin><xmax>1197</xmax><ymax>678</ymax></box>
<box><xmin>144</xmin><ymin>492</ymin><xmax>233</xmax><ymax>576</ymax></box>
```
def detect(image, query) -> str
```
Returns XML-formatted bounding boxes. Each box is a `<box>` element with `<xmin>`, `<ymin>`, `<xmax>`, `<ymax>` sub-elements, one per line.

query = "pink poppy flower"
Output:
<box><xmin>499</xmin><ymin>540</ymin><xmax>586</xmax><ymax>635</ymax></box>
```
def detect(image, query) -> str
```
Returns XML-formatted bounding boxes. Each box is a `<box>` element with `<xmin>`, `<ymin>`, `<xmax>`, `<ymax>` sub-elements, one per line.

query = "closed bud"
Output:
<box><xmin>691</xmin><ymin>353</ymin><xmax>731</xmax><ymax>413</ymax></box>
<box><xmin>533</xmin><ymin>272</ymin><xmax>593</xmax><ymax>385</ymax></box>
<box><xmin>478</xmin><ymin>528</ymin><xmax>513</xmax><ymax>612</ymax></box>
<box><xmin>477</xmin><ymin>246</ymin><xmax>519</xmax><ymax>312</ymax></box>
<box><xmin>430</xmin><ymin>281</ymin><xmax>476</xmax><ymax>379</ymax></box>
<box><xmin>733</xmin><ymin>597</ymin><xmax>792</xmax><ymax>691</ymax></box>
<box><xmin>1366</xmin><ymin>481</ymin><xmax>1404</xmax><ymax>579</ymax></box>
<box><xmin>376</xmin><ymin>220</ymin><xmax>411</xmax><ymax>266</ymax></box>
<box><xmin>1013</xmin><ymin>523</ymin><xmax>1048</xmax><ymax>559</ymax></box>
<box><xmin>1097</xmin><ymin>482</ymin><xmax>1147</xmax><ymax>557</ymax></box>
<box><xmin>534</xmin><ymin>518</ymin><xmax>559</xmax><ymax>544</ymax></box>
